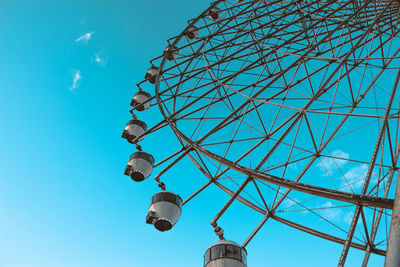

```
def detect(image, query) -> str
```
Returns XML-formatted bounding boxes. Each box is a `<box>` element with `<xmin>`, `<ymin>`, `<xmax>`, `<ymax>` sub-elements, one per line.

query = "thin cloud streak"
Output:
<box><xmin>319</xmin><ymin>201</ymin><xmax>342</xmax><ymax>220</ymax></box>
<box><xmin>342</xmin><ymin>164</ymin><xmax>369</xmax><ymax>190</ymax></box>
<box><xmin>70</xmin><ymin>70</ymin><xmax>82</xmax><ymax>91</ymax></box>
<box><xmin>317</xmin><ymin>150</ymin><xmax>350</xmax><ymax>176</ymax></box>
<box><xmin>75</xmin><ymin>32</ymin><xmax>94</xmax><ymax>42</ymax></box>
<box><xmin>94</xmin><ymin>50</ymin><xmax>108</xmax><ymax>67</ymax></box>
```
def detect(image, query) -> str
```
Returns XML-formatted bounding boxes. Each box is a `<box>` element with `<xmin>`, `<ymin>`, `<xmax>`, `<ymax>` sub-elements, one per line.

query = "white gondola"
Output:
<box><xmin>208</xmin><ymin>7</ymin><xmax>221</xmax><ymax>21</ymax></box>
<box><xmin>184</xmin><ymin>26</ymin><xmax>199</xmax><ymax>40</ymax></box>
<box><xmin>121</xmin><ymin>119</ymin><xmax>147</xmax><ymax>144</ymax></box>
<box><xmin>146</xmin><ymin>191</ymin><xmax>182</xmax><ymax>232</ymax></box>
<box><xmin>204</xmin><ymin>240</ymin><xmax>247</xmax><ymax>267</ymax></box>
<box><xmin>124</xmin><ymin>152</ymin><xmax>155</xmax><ymax>182</ymax></box>
<box><xmin>130</xmin><ymin>91</ymin><xmax>152</xmax><ymax>111</ymax></box>
<box><xmin>144</xmin><ymin>66</ymin><xmax>159</xmax><ymax>84</ymax></box>
<box><xmin>164</xmin><ymin>45</ymin><xmax>178</xmax><ymax>61</ymax></box>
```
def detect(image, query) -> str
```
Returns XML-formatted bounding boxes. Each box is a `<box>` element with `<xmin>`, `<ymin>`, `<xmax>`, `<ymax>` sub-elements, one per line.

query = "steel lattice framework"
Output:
<box><xmin>126</xmin><ymin>0</ymin><xmax>400</xmax><ymax>265</ymax></box>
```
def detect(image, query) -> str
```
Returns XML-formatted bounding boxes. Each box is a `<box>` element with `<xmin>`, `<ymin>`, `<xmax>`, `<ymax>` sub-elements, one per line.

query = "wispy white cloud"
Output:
<box><xmin>281</xmin><ymin>198</ymin><xmax>300</xmax><ymax>209</ymax></box>
<box><xmin>317</xmin><ymin>150</ymin><xmax>350</xmax><ymax>176</ymax></box>
<box><xmin>288</xmin><ymin>163</ymin><xmax>298</xmax><ymax>170</ymax></box>
<box><xmin>70</xmin><ymin>70</ymin><xmax>82</xmax><ymax>91</ymax></box>
<box><xmin>280</xmin><ymin>198</ymin><xmax>309</xmax><ymax>214</ymax></box>
<box><xmin>93</xmin><ymin>50</ymin><xmax>108</xmax><ymax>66</ymax></box>
<box><xmin>344</xmin><ymin>210</ymin><xmax>354</xmax><ymax>224</ymax></box>
<box><xmin>342</xmin><ymin>164</ymin><xmax>369</xmax><ymax>190</ymax></box>
<box><xmin>319</xmin><ymin>201</ymin><xmax>342</xmax><ymax>220</ymax></box>
<box><xmin>75</xmin><ymin>32</ymin><xmax>94</xmax><ymax>42</ymax></box>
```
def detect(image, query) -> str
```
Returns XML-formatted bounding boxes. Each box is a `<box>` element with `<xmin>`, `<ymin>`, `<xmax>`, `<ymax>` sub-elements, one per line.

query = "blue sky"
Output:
<box><xmin>0</xmin><ymin>0</ymin><xmax>389</xmax><ymax>266</ymax></box>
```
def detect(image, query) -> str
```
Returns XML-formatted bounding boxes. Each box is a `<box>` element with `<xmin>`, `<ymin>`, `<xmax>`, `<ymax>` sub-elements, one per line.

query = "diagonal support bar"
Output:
<box><xmin>339</xmin><ymin>54</ymin><xmax>400</xmax><ymax>266</ymax></box>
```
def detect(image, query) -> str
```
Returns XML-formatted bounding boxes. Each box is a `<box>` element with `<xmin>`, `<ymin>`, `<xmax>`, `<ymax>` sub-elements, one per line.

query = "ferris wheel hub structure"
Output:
<box><xmin>122</xmin><ymin>0</ymin><xmax>400</xmax><ymax>265</ymax></box>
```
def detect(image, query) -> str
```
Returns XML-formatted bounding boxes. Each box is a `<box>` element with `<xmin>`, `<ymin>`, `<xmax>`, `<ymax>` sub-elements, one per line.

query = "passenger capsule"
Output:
<box><xmin>121</xmin><ymin>119</ymin><xmax>147</xmax><ymax>144</ymax></box>
<box><xmin>208</xmin><ymin>7</ymin><xmax>221</xmax><ymax>21</ymax></box>
<box><xmin>184</xmin><ymin>26</ymin><xmax>199</xmax><ymax>40</ymax></box>
<box><xmin>124</xmin><ymin>151</ymin><xmax>155</xmax><ymax>182</ymax></box>
<box><xmin>163</xmin><ymin>45</ymin><xmax>178</xmax><ymax>61</ymax></box>
<box><xmin>144</xmin><ymin>66</ymin><xmax>159</xmax><ymax>84</ymax></box>
<box><xmin>204</xmin><ymin>240</ymin><xmax>247</xmax><ymax>267</ymax></box>
<box><xmin>146</xmin><ymin>191</ymin><xmax>182</xmax><ymax>232</ymax></box>
<box><xmin>130</xmin><ymin>91</ymin><xmax>152</xmax><ymax>111</ymax></box>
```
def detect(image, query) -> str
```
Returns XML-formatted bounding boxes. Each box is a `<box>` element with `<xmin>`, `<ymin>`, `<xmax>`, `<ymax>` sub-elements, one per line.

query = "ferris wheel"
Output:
<box><xmin>121</xmin><ymin>0</ymin><xmax>400</xmax><ymax>266</ymax></box>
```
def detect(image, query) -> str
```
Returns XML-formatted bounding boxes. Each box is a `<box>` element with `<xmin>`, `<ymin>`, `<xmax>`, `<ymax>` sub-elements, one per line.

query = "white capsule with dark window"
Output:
<box><xmin>144</xmin><ymin>66</ymin><xmax>159</xmax><ymax>84</ymax></box>
<box><xmin>163</xmin><ymin>45</ymin><xmax>178</xmax><ymax>61</ymax></box>
<box><xmin>124</xmin><ymin>152</ymin><xmax>155</xmax><ymax>182</ymax></box>
<box><xmin>122</xmin><ymin>119</ymin><xmax>147</xmax><ymax>144</ymax></box>
<box><xmin>208</xmin><ymin>7</ymin><xmax>221</xmax><ymax>21</ymax></box>
<box><xmin>184</xmin><ymin>26</ymin><xmax>199</xmax><ymax>40</ymax></box>
<box><xmin>146</xmin><ymin>191</ymin><xmax>182</xmax><ymax>232</ymax></box>
<box><xmin>130</xmin><ymin>91</ymin><xmax>152</xmax><ymax>111</ymax></box>
<box><xmin>204</xmin><ymin>240</ymin><xmax>247</xmax><ymax>267</ymax></box>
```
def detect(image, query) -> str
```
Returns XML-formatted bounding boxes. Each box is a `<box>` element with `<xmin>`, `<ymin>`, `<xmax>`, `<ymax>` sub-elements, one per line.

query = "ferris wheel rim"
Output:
<box><xmin>143</xmin><ymin>0</ymin><xmax>400</xmax><ymax>264</ymax></box>
<box><xmin>153</xmin><ymin>0</ymin><xmax>396</xmax><ymax>209</ymax></box>
<box><xmin>293</xmin><ymin>0</ymin><xmax>400</xmax><ymax>22</ymax></box>
<box><xmin>213</xmin><ymin>179</ymin><xmax>387</xmax><ymax>255</ymax></box>
<box><xmin>153</xmin><ymin>95</ymin><xmax>394</xmax><ymax>209</ymax></box>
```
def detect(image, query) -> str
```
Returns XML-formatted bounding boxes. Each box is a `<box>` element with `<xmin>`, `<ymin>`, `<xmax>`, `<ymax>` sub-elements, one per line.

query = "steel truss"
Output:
<box><xmin>128</xmin><ymin>0</ymin><xmax>400</xmax><ymax>266</ymax></box>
